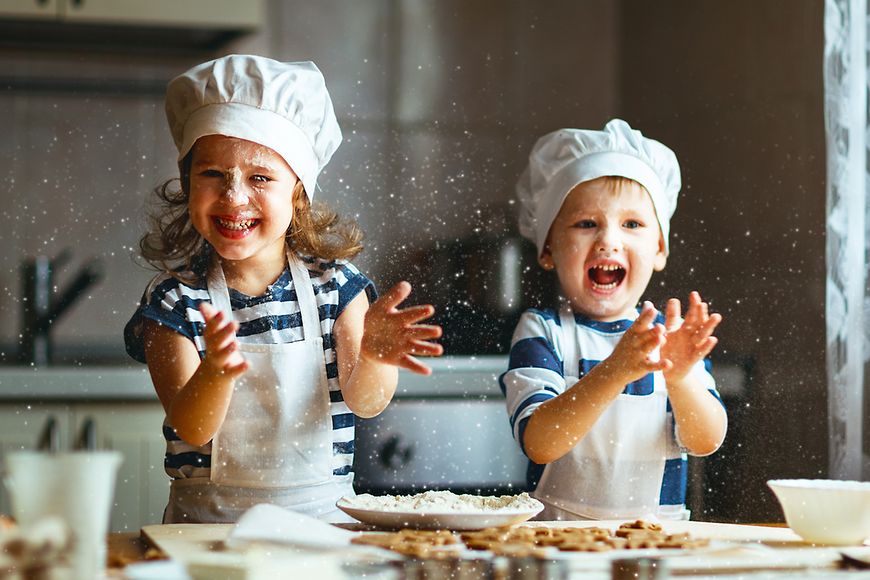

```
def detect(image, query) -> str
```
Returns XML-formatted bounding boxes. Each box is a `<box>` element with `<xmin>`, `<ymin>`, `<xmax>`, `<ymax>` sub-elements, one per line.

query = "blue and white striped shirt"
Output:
<box><xmin>499</xmin><ymin>307</ymin><xmax>724</xmax><ymax>511</ymax></box>
<box><xmin>124</xmin><ymin>254</ymin><xmax>376</xmax><ymax>484</ymax></box>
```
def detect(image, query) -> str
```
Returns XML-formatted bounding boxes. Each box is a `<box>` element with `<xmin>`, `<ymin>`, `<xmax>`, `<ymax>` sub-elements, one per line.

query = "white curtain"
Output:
<box><xmin>824</xmin><ymin>0</ymin><xmax>867</xmax><ymax>480</ymax></box>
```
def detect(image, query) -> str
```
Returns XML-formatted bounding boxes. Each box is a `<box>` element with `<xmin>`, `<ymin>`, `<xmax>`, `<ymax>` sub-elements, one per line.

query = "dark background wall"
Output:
<box><xmin>618</xmin><ymin>1</ymin><xmax>827</xmax><ymax>521</ymax></box>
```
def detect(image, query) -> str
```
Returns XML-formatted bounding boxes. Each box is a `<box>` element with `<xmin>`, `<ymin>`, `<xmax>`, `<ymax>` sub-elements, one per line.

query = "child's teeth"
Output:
<box><xmin>218</xmin><ymin>218</ymin><xmax>255</xmax><ymax>230</ymax></box>
<box><xmin>592</xmin><ymin>281</ymin><xmax>617</xmax><ymax>290</ymax></box>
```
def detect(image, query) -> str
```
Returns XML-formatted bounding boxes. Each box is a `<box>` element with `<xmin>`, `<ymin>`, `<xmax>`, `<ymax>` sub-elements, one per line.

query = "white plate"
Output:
<box><xmin>336</xmin><ymin>499</ymin><xmax>543</xmax><ymax>530</ymax></box>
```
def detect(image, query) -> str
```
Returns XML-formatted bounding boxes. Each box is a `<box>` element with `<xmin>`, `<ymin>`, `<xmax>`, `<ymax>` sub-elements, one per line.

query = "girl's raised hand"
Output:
<box><xmin>660</xmin><ymin>291</ymin><xmax>722</xmax><ymax>384</ymax></box>
<box><xmin>361</xmin><ymin>281</ymin><xmax>443</xmax><ymax>375</ymax></box>
<box><xmin>606</xmin><ymin>302</ymin><xmax>671</xmax><ymax>384</ymax></box>
<box><xmin>198</xmin><ymin>302</ymin><xmax>249</xmax><ymax>379</ymax></box>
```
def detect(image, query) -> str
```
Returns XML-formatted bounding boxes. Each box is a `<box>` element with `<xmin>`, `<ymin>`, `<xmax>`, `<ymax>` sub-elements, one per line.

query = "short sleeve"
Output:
<box><xmin>333</xmin><ymin>261</ymin><xmax>377</xmax><ymax>316</ymax></box>
<box><xmin>123</xmin><ymin>273</ymin><xmax>208</xmax><ymax>363</ymax></box>
<box><xmin>499</xmin><ymin>308</ymin><xmax>565</xmax><ymax>453</ymax></box>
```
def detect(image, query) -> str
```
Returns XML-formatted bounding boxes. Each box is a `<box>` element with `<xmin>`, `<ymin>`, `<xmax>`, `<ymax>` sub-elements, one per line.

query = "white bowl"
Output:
<box><xmin>767</xmin><ymin>479</ymin><xmax>870</xmax><ymax>545</ymax></box>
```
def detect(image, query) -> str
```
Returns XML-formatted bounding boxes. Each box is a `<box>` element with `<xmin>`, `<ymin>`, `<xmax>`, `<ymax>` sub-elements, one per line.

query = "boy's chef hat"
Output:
<box><xmin>516</xmin><ymin>119</ymin><xmax>681</xmax><ymax>256</ymax></box>
<box><xmin>165</xmin><ymin>54</ymin><xmax>342</xmax><ymax>200</ymax></box>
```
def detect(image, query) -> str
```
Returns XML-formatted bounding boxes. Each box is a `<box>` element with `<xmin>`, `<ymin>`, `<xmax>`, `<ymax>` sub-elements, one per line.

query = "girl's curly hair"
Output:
<box><xmin>139</xmin><ymin>154</ymin><xmax>364</xmax><ymax>280</ymax></box>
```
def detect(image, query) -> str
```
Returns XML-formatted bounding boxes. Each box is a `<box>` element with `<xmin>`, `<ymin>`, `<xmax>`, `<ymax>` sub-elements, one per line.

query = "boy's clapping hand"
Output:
<box><xmin>360</xmin><ymin>281</ymin><xmax>443</xmax><ymax>375</ymax></box>
<box><xmin>607</xmin><ymin>301</ymin><xmax>672</xmax><ymax>383</ymax></box>
<box><xmin>660</xmin><ymin>291</ymin><xmax>722</xmax><ymax>384</ymax></box>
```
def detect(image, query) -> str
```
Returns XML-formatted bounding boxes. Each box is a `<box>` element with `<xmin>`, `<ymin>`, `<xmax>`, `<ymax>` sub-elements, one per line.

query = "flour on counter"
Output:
<box><xmin>342</xmin><ymin>491</ymin><xmax>541</xmax><ymax>513</ymax></box>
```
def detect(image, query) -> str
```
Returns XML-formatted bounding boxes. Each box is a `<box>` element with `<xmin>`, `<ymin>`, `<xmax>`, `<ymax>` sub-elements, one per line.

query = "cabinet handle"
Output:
<box><xmin>36</xmin><ymin>416</ymin><xmax>60</xmax><ymax>453</ymax></box>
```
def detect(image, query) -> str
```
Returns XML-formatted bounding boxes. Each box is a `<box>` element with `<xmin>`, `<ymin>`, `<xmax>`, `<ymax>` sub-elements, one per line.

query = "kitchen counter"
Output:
<box><xmin>123</xmin><ymin>521</ymin><xmax>870</xmax><ymax>578</ymax></box>
<box><xmin>0</xmin><ymin>366</ymin><xmax>155</xmax><ymax>401</ymax></box>
<box><xmin>394</xmin><ymin>355</ymin><xmax>507</xmax><ymax>398</ymax></box>
<box><xmin>0</xmin><ymin>356</ymin><xmax>508</xmax><ymax>402</ymax></box>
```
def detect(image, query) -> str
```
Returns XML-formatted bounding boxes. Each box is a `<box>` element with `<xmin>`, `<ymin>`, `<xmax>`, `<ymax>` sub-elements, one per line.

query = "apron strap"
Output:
<box><xmin>206</xmin><ymin>249</ymin><xmax>320</xmax><ymax>342</ymax></box>
<box><xmin>286</xmin><ymin>250</ymin><xmax>321</xmax><ymax>341</ymax></box>
<box><xmin>558</xmin><ymin>303</ymin><xmax>579</xmax><ymax>379</ymax></box>
<box><xmin>207</xmin><ymin>253</ymin><xmax>233</xmax><ymax>317</ymax></box>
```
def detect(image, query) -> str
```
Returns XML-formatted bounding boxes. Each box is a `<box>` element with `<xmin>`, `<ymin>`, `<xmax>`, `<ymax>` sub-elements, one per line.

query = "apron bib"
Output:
<box><xmin>165</xmin><ymin>250</ymin><xmax>354</xmax><ymax>523</ymax></box>
<box><xmin>533</xmin><ymin>305</ymin><xmax>668</xmax><ymax>520</ymax></box>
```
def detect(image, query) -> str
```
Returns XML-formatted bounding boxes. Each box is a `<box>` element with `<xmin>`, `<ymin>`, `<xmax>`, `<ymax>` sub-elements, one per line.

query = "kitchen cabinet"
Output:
<box><xmin>0</xmin><ymin>0</ymin><xmax>262</xmax><ymax>29</ymax></box>
<box><xmin>0</xmin><ymin>0</ymin><xmax>56</xmax><ymax>19</ymax></box>
<box><xmin>0</xmin><ymin>401</ymin><xmax>168</xmax><ymax>532</ymax></box>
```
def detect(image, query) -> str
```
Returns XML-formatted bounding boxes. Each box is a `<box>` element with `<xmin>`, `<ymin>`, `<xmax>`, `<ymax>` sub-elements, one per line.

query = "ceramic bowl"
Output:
<box><xmin>767</xmin><ymin>479</ymin><xmax>870</xmax><ymax>545</ymax></box>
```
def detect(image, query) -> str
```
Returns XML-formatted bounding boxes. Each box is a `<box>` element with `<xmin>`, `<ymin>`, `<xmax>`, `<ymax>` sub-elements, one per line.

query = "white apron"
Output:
<box><xmin>165</xmin><ymin>250</ymin><xmax>355</xmax><ymax>523</ymax></box>
<box><xmin>532</xmin><ymin>305</ymin><xmax>668</xmax><ymax>521</ymax></box>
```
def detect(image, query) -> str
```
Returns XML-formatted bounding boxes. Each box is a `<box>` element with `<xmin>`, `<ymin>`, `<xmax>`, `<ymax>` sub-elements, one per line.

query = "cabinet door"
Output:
<box><xmin>0</xmin><ymin>404</ymin><xmax>72</xmax><ymax>516</ymax></box>
<box><xmin>0</xmin><ymin>0</ymin><xmax>59</xmax><ymax>19</ymax></box>
<box><xmin>61</xmin><ymin>0</ymin><xmax>262</xmax><ymax>29</ymax></box>
<box><xmin>72</xmin><ymin>403</ymin><xmax>167</xmax><ymax>532</ymax></box>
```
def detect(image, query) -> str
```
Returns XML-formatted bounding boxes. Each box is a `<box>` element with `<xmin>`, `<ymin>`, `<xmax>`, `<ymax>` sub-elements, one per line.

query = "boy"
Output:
<box><xmin>502</xmin><ymin>119</ymin><xmax>727</xmax><ymax>521</ymax></box>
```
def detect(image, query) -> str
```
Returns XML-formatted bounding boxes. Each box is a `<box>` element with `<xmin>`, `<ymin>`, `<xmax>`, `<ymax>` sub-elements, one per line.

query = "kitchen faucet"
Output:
<box><xmin>19</xmin><ymin>249</ymin><xmax>104</xmax><ymax>366</ymax></box>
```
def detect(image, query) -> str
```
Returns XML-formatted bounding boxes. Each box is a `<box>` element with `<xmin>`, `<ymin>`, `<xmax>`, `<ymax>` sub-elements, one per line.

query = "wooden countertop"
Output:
<box><xmin>115</xmin><ymin>522</ymin><xmax>870</xmax><ymax>577</ymax></box>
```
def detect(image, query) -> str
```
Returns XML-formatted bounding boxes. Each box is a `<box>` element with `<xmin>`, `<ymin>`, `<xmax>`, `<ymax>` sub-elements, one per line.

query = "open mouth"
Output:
<box><xmin>213</xmin><ymin>216</ymin><xmax>260</xmax><ymax>237</ymax></box>
<box><xmin>588</xmin><ymin>264</ymin><xmax>626</xmax><ymax>290</ymax></box>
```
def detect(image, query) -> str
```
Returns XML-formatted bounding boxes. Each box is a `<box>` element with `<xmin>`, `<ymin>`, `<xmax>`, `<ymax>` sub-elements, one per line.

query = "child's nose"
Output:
<box><xmin>223</xmin><ymin>185</ymin><xmax>249</xmax><ymax>205</ymax></box>
<box><xmin>595</xmin><ymin>226</ymin><xmax>621</xmax><ymax>252</ymax></box>
<box><xmin>222</xmin><ymin>172</ymin><xmax>249</xmax><ymax>206</ymax></box>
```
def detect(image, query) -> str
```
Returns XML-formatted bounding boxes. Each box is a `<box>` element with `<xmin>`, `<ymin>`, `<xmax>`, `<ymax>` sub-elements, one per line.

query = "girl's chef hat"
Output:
<box><xmin>165</xmin><ymin>54</ymin><xmax>342</xmax><ymax>200</ymax></box>
<box><xmin>516</xmin><ymin>119</ymin><xmax>681</xmax><ymax>257</ymax></box>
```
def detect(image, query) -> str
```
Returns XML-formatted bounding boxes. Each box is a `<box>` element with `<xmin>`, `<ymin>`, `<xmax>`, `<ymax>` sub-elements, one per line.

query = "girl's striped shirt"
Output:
<box><xmin>124</xmin><ymin>254</ymin><xmax>376</xmax><ymax>486</ymax></box>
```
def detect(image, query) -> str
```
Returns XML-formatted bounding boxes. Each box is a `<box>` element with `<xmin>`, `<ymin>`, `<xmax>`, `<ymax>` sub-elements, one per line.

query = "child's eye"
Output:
<box><xmin>573</xmin><ymin>219</ymin><xmax>597</xmax><ymax>229</ymax></box>
<box><xmin>199</xmin><ymin>169</ymin><xmax>223</xmax><ymax>178</ymax></box>
<box><xmin>623</xmin><ymin>220</ymin><xmax>642</xmax><ymax>229</ymax></box>
<box><xmin>251</xmin><ymin>175</ymin><xmax>272</xmax><ymax>183</ymax></box>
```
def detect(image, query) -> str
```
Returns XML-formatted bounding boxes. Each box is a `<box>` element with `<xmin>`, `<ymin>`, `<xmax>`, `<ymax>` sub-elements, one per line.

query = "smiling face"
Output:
<box><xmin>540</xmin><ymin>176</ymin><xmax>667</xmax><ymax>321</ymax></box>
<box><xmin>188</xmin><ymin>135</ymin><xmax>300</xmax><ymax>270</ymax></box>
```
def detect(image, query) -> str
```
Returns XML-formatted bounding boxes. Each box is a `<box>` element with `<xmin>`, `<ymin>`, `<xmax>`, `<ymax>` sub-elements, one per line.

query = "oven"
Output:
<box><xmin>353</xmin><ymin>356</ymin><xmax>529</xmax><ymax>495</ymax></box>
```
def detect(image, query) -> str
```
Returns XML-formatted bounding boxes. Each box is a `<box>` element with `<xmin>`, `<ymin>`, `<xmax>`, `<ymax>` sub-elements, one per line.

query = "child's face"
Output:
<box><xmin>188</xmin><ymin>135</ymin><xmax>299</xmax><ymax>265</ymax></box>
<box><xmin>541</xmin><ymin>177</ymin><xmax>667</xmax><ymax>321</ymax></box>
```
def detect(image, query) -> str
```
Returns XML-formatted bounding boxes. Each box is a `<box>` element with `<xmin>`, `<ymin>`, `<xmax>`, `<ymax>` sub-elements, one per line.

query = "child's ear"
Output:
<box><xmin>653</xmin><ymin>236</ymin><xmax>667</xmax><ymax>272</ymax></box>
<box><xmin>538</xmin><ymin>245</ymin><xmax>556</xmax><ymax>271</ymax></box>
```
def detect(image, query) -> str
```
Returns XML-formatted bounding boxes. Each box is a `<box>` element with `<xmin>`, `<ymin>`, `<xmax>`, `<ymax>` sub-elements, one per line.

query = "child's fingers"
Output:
<box><xmin>199</xmin><ymin>301</ymin><xmax>219</xmax><ymax>321</ymax></box>
<box><xmin>210</xmin><ymin>338</ymin><xmax>242</xmax><ymax>365</ymax></box>
<box><xmin>409</xmin><ymin>339</ymin><xmax>444</xmax><ymax>357</ymax></box>
<box><xmin>643</xmin><ymin>357</ymin><xmax>673</xmax><ymax>373</ymax></box>
<box><xmin>398</xmin><ymin>354</ymin><xmax>433</xmax><ymax>376</ymax></box>
<box><xmin>207</xmin><ymin>320</ymin><xmax>240</xmax><ymax>353</ymax></box>
<box><xmin>394</xmin><ymin>304</ymin><xmax>437</xmax><ymax>325</ymax></box>
<box><xmin>407</xmin><ymin>324</ymin><xmax>443</xmax><ymax>340</ymax></box>
<box><xmin>630</xmin><ymin>302</ymin><xmax>658</xmax><ymax>332</ymax></box>
<box><xmin>375</xmin><ymin>281</ymin><xmax>413</xmax><ymax>311</ymax></box>
<box><xmin>694</xmin><ymin>336</ymin><xmax>719</xmax><ymax>359</ymax></box>
<box><xmin>221</xmin><ymin>359</ymin><xmax>250</xmax><ymax>380</ymax></box>
<box><xmin>694</xmin><ymin>312</ymin><xmax>722</xmax><ymax>340</ymax></box>
<box><xmin>665</xmin><ymin>299</ymin><xmax>682</xmax><ymax>331</ymax></box>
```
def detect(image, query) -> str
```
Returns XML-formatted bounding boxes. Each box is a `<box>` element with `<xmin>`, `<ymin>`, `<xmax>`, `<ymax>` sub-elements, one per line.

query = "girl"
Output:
<box><xmin>124</xmin><ymin>55</ymin><xmax>442</xmax><ymax>523</ymax></box>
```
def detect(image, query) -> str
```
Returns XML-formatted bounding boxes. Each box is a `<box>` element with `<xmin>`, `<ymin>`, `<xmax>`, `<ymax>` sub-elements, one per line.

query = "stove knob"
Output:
<box><xmin>379</xmin><ymin>435</ymin><xmax>414</xmax><ymax>469</ymax></box>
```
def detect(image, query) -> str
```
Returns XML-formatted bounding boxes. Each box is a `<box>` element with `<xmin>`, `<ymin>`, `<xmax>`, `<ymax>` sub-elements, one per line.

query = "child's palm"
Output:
<box><xmin>661</xmin><ymin>292</ymin><xmax>721</xmax><ymax>382</ymax></box>
<box><xmin>361</xmin><ymin>281</ymin><xmax>443</xmax><ymax>375</ymax></box>
<box><xmin>608</xmin><ymin>303</ymin><xmax>670</xmax><ymax>384</ymax></box>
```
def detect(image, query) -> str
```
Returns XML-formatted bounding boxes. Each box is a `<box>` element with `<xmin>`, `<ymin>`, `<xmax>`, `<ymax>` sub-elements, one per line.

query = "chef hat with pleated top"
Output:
<box><xmin>165</xmin><ymin>54</ymin><xmax>342</xmax><ymax>200</ymax></box>
<box><xmin>516</xmin><ymin>119</ymin><xmax>681</xmax><ymax>257</ymax></box>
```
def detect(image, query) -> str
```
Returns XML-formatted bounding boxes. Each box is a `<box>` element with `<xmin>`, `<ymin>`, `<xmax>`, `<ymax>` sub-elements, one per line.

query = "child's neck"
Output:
<box><xmin>219</xmin><ymin>247</ymin><xmax>288</xmax><ymax>297</ymax></box>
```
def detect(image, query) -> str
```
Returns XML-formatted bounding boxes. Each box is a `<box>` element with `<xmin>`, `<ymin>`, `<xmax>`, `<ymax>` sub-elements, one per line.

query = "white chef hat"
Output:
<box><xmin>516</xmin><ymin>119</ymin><xmax>681</xmax><ymax>257</ymax></box>
<box><xmin>165</xmin><ymin>54</ymin><xmax>342</xmax><ymax>200</ymax></box>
